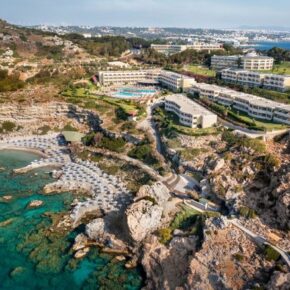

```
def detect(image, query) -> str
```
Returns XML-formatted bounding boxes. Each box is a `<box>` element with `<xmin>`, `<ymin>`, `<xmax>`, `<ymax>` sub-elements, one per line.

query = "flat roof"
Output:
<box><xmin>62</xmin><ymin>131</ymin><xmax>85</xmax><ymax>142</ymax></box>
<box><xmin>165</xmin><ymin>94</ymin><xmax>217</xmax><ymax>116</ymax></box>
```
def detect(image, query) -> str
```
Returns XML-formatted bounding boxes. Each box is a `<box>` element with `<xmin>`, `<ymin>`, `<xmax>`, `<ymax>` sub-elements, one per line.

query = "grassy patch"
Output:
<box><xmin>179</xmin><ymin>148</ymin><xmax>209</xmax><ymax>161</ymax></box>
<box><xmin>239</xmin><ymin>206</ymin><xmax>257</xmax><ymax>219</ymax></box>
<box><xmin>264</xmin><ymin>245</ymin><xmax>281</xmax><ymax>261</ymax></box>
<box><xmin>158</xmin><ymin>206</ymin><xmax>204</xmax><ymax>244</ymax></box>
<box><xmin>184</xmin><ymin>64</ymin><xmax>216</xmax><ymax>77</ymax></box>
<box><xmin>268</xmin><ymin>61</ymin><xmax>290</xmax><ymax>75</ymax></box>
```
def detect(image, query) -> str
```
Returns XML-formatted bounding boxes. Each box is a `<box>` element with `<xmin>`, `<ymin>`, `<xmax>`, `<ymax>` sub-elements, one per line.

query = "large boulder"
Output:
<box><xmin>136</xmin><ymin>182</ymin><xmax>170</xmax><ymax>205</ymax></box>
<box><xmin>267</xmin><ymin>271</ymin><xmax>290</xmax><ymax>290</ymax></box>
<box><xmin>126</xmin><ymin>199</ymin><xmax>163</xmax><ymax>243</ymax></box>
<box><xmin>142</xmin><ymin>235</ymin><xmax>196</xmax><ymax>290</ymax></box>
<box><xmin>85</xmin><ymin>218</ymin><xmax>106</xmax><ymax>241</ymax></box>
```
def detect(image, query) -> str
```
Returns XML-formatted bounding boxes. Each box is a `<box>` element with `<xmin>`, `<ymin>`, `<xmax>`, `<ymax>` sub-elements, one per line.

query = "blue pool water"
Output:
<box><xmin>113</xmin><ymin>88</ymin><xmax>157</xmax><ymax>99</ymax></box>
<box><xmin>0</xmin><ymin>150</ymin><xmax>143</xmax><ymax>290</ymax></box>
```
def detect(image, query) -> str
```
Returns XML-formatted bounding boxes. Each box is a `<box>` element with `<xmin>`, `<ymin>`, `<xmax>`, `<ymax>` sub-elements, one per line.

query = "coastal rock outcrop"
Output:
<box><xmin>267</xmin><ymin>271</ymin><xmax>290</xmax><ymax>290</ymax></box>
<box><xmin>125</xmin><ymin>182</ymin><xmax>171</xmax><ymax>243</ymax></box>
<box><xmin>85</xmin><ymin>218</ymin><xmax>106</xmax><ymax>241</ymax></box>
<box><xmin>135</xmin><ymin>181</ymin><xmax>170</xmax><ymax>204</ymax></box>
<box><xmin>126</xmin><ymin>199</ymin><xmax>163</xmax><ymax>243</ymax></box>
<box><xmin>142</xmin><ymin>235</ymin><xmax>196</xmax><ymax>290</ymax></box>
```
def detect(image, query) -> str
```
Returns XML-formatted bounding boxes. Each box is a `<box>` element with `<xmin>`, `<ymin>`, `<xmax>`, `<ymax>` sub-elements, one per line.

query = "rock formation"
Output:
<box><xmin>142</xmin><ymin>235</ymin><xmax>196</xmax><ymax>290</ymax></box>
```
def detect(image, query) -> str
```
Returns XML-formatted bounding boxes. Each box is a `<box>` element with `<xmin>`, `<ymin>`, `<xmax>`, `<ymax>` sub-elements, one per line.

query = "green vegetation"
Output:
<box><xmin>183</xmin><ymin>65</ymin><xmax>216</xmax><ymax>77</ymax></box>
<box><xmin>62</xmin><ymin>124</ymin><xmax>78</xmax><ymax>132</ymax></box>
<box><xmin>179</xmin><ymin>148</ymin><xmax>209</xmax><ymax>161</ymax></box>
<box><xmin>37</xmin><ymin>125</ymin><xmax>51</xmax><ymax>135</ymax></box>
<box><xmin>62</xmin><ymin>88</ymin><xmax>145</xmax><ymax>119</ymax></box>
<box><xmin>138</xmin><ymin>44</ymin><xmax>242</xmax><ymax>67</ymax></box>
<box><xmin>98</xmin><ymin>137</ymin><xmax>126</xmax><ymax>153</ymax></box>
<box><xmin>239</xmin><ymin>206</ymin><xmax>257</xmax><ymax>219</ymax></box>
<box><xmin>264</xmin><ymin>245</ymin><xmax>281</xmax><ymax>261</ymax></box>
<box><xmin>269</xmin><ymin>61</ymin><xmax>290</xmax><ymax>75</ymax></box>
<box><xmin>158</xmin><ymin>206</ymin><xmax>204</xmax><ymax>244</ymax></box>
<box><xmin>232</xmin><ymin>253</ymin><xmax>244</xmax><ymax>262</ymax></box>
<box><xmin>128</xmin><ymin>144</ymin><xmax>158</xmax><ymax>166</ymax></box>
<box><xmin>0</xmin><ymin>70</ymin><xmax>25</xmax><ymax>92</ymax></box>
<box><xmin>222</xmin><ymin>131</ymin><xmax>266</xmax><ymax>154</ymax></box>
<box><xmin>264</xmin><ymin>154</ymin><xmax>281</xmax><ymax>168</ymax></box>
<box><xmin>0</xmin><ymin>121</ymin><xmax>17</xmax><ymax>133</ymax></box>
<box><xmin>267</xmin><ymin>47</ymin><xmax>290</xmax><ymax>63</ymax></box>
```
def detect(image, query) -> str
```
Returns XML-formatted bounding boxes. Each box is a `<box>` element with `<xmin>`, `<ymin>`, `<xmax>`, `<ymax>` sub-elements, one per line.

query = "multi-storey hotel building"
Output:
<box><xmin>164</xmin><ymin>94</ymin><xmax>217</xmax><ymax>128</ymax></box>
<box><xmin>151</xmin><ymin>43</ymin><xmax>222</xmax><ymax>55</ymax></box>
<box><xmin>189</xmin><ymin>82</ymin><xmax>290</xmax><ymax>125</ymax></box>
<box><xmin>221</xmin><ymin>68</ymin><xmax>290</xmax><ymax>92</ymax></box>
<box><xmin>211</xmin><ymin>52</ymin><xmax>274</xmax><ymax>71</ymax></box>
<box><xmin>211</xmin><ymin>55</ymin><xmax>240</xmax><ymax>70</ymax></box>
<box><xmin>98</xmin><ymin>69</ymin><xmax>196</xmax><ymax>92</ymax></box>
<box><xmin>241</xmin><ymin>54</ymin><xmax>274</xmax><ymax>71</ymax></box>
<box><xmin>158</xmin><ymin>70</ymin><xmax>196</xmax><ymax>92</ymax></box>
<box><xmin>263</xmin><ymin>74</ymin><xmax>290</xmax><ymax>92</ymax></box>
<box><xmin>98</xmin><ymin>69</ymin><xmax>161</xmax><ymax>86</ymax></box>
<box><xmin>221</xmin><ymin>69</ymin><xmax>265</xmax><ymax>87</ymax></box>
<box><xmin>150</xmin><ymin>44</ymin><xmax>187</xmax><ymax>55</ymax></box>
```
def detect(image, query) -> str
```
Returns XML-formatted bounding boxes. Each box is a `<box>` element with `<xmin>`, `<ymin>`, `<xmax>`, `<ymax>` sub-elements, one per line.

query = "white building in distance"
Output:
<box><xmin>151</xmin><ymin>43</ymin><xmax>223</xmax><ymax>55</ymax></box>
<box><xmin>164</xmin><ymin>94</ymin><xmax>217</xmax><ymax>128</ymax></box>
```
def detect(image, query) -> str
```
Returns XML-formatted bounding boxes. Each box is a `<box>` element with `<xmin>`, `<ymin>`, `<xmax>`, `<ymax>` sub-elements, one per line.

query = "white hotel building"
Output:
<box><xmin>189</xmin><ymin>83</ymin><xmax>290</xmax><ymax>125</ymax></box>
<box><xmin>221</xmin><ymin>68</ymin><xmax>290</xmax><ymax>92</ymax></box>
<box><xmin>98</xmin><ymin>69</ymin><xmax>196</xmax><ymax>92</ymax></box>
<box><xmin>151</xmin><ymin>43</ymin><xmax>222</xmax><ymax>55</ymax></box>
<box><xmin>164</xmin><ymin>94</ymin><xmax>217</xmax><ymax>128</ymax></box>
<box><xmin>211</xmin><ymin>52</ymin><xmax>274</xmax><ymax>71</ymax></box>
<box><xmin>98</xmin><ymin>69</ymin><xmax>160</xmax><ymax>86</ymax></box>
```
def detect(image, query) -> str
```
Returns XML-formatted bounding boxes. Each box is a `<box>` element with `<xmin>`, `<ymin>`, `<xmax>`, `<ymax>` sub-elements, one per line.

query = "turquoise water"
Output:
<box><xmin>113</xmin><ymin>88</ymin><xmax>157</xmax><ymax>99</ymax></box>
<box><xmin>246</xmin><ymin>41</ymin><xmax>290</xmax><ymax>50</ymax></box>
<box><xmin>0</xmin><ymin>150</ymin><xmax>143</xmax><ymax>290</ymax></box>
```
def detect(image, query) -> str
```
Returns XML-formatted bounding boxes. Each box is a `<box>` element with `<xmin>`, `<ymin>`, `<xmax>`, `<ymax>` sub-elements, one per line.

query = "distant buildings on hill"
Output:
<box><xmin>151</xmin><ymin>43</ymin><xmax>223</xmax><ymax>55</ymax></box>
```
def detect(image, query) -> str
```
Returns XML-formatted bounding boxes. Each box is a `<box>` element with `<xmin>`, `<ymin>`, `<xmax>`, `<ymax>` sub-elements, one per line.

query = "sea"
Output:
<box><xmin>245</xmin><ymin>41</ymin><xmax>290</xmax><ymax>50</ymax></box>
<box><xmin>0</xmin><ymin>150</ymin><xmax>143</xmax><ymax>290</ymax></box>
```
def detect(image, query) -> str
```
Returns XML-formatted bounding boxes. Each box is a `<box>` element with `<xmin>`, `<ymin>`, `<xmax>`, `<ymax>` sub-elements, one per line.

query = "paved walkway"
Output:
<box><xmin>230</xmin><ymin>219</ymin><xmax>290</xmax><ymax>269</ymax></box>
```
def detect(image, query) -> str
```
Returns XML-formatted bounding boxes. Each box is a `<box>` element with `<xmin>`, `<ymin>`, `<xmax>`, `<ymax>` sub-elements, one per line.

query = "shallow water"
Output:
<box><xmin>0</xmin><ymin>150</ymin><xmax>143</xmax><ymax>290</ymax></box>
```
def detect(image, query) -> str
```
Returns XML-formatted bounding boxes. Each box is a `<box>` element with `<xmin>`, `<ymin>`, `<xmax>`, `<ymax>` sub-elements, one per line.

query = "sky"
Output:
<box><xmin>0</xmin><ymin>0</ymin><xmax>290</xmax><ymax>28</ymax></box>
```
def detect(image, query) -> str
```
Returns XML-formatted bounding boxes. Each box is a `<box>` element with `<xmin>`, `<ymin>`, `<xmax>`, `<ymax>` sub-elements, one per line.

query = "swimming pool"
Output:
<box><xmin>112</xmin><ymin>87</ymin><xmax>157</xmax><ymax>99</ymax></box>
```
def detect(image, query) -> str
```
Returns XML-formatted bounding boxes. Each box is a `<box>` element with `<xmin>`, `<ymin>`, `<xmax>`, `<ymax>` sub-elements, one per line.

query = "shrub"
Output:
<box><xmin>158</xmin><ymin>228</ymin><xmax>172</xmax><ymax>244</ymax></box>
<box><xmin>98</xmin><ymin>137</ymin><xmax>126</xmax><ymax>153</ymax></box>
<box><xmin>115</xmin><ymin>107</ymin><xmax>129</xmax><ymax>120</ymax></box>
<box><xmin>37</xmin><ymin>125</ymin><xmax>51</xmax><ymax>135</ymax></box>
<box><xmin>128</xmin><ymin>144</ymin><xmax>158</xmax><ymax>165</ymax></box>
<box><xmin>264</xmin><ymin>154</ymin><xmax>280</xmax><ymax>168</ymax></box>
<box><xmin>233</xmin><ymin>253</ymin><xmax>244</xmax><ymax>262</ymax></box>
<box><xmin>63</xmin><ymin>124</ymin><xmax>77</xmax><ymax>132</ymax></box>
<box><xmin>264</xmin><ymin>245</ymin><xmax>281</xmax><ymax>261</ymax></box>
<box><xmin>1</xmin><ymin>121</ymin><xmax>16</xmax><ymax>132</ymax></box>
<box><xmin>239</xmin><ymin>206</ymin><xmax>257</xmax><ymax>219</ymax></box>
